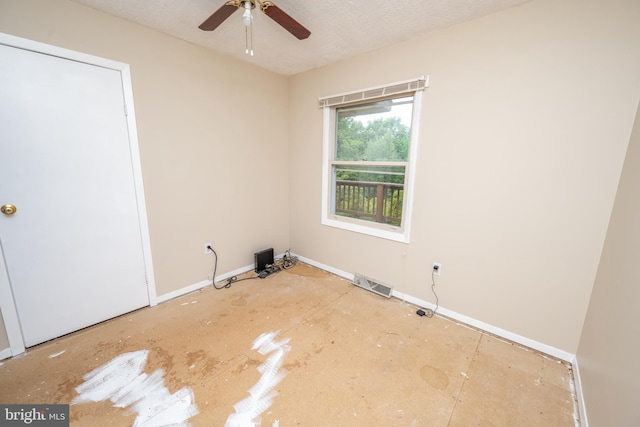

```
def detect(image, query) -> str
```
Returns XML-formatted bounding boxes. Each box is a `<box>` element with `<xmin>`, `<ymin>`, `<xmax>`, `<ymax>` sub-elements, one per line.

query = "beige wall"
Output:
<box><xmin>576</xmin><ymin>99</ymin><xmax>640</xmax><ymax>425</ymax></box>
<box><xmin>289</xmin><ymin>0</ymin><xmax>640</xmax><ymax>353</ymax></box>
<box><xmin>0</xmin><ymin>0</ymin><xmax>290</xmax><ymax>297</ymax></box>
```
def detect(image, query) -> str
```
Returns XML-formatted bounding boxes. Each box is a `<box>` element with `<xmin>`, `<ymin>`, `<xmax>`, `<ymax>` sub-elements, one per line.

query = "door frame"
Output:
<box><xmin>0</xmin><ymin>32</ymin><xmax>158</xmax><ymax>357</ymax></box>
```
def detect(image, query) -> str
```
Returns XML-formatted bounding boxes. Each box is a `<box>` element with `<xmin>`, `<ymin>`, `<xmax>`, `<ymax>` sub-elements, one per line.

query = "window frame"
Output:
<box><xmin>320</xmin><ymin>77</ymin><xmax>427</xmax><ymax>243</ymax></box>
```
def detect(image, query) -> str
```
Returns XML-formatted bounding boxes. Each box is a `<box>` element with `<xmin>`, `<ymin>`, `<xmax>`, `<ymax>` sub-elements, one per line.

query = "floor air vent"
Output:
<box><xmin>352</xmin><ymin>274</ymin><xmax>393</xmax><ymax>298</ymax></box>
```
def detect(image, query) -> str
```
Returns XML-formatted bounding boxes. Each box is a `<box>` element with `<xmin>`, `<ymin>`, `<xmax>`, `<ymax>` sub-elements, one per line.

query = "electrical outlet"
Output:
<box><xmin>433</xmin><ymin>262</ymin><xmax>442</xmax><ymax>276</ymax></box>
<box><xmin>204</xmin><ymin>243</ymin><xmax>213</xmax><ymax>254</ymax></box>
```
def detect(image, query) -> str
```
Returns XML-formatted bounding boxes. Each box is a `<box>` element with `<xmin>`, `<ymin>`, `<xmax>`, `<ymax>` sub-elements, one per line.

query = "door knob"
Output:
<box><xmin>1</xmin><ymin>204</ymin><xmax>17</xmax><ymax>215</ymax></box>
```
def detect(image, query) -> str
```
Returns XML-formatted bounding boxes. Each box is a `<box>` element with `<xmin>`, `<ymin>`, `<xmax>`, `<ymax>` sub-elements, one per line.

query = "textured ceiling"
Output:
<box><xmin>70</xmin><ymin>0</ymin><xmax>533</xmax><ymax>76</ymax></box>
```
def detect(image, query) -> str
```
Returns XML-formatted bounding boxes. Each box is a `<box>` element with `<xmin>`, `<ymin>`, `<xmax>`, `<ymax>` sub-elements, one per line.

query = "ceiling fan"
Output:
<box><xmin>199</xmin><ymin>1</ymin><xmax>310</xmax><ymax>55</ymax></box>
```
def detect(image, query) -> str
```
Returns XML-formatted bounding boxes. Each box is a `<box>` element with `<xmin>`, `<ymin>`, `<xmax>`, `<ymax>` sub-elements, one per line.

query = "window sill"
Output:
<box><xmin>321</xmin><ymin>215</ymin><xmax>410</xmax><ymax>243</ymax></box>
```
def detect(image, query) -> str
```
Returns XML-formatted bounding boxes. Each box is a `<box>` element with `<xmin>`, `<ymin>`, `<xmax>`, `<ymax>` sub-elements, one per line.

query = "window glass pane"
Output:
<box><xmin>334</xmin><ymin>164</ymin><xmax>406</xmax><ymax>184</ymax></box>
<box><xmin>332</xmin><ymin>165</ymin><xmax>405</xmax><ymax>226</ymax></box>
<box><xmin>336</xmin><ymin>97</ymin><xmax>413</xmax><ymax>162</ymax></box>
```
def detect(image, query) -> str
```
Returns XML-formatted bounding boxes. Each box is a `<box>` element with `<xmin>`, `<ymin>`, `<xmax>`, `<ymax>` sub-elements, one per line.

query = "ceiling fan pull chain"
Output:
<box><xmin>242</xmin><ymin>1</ymin><xmax>254</xmax><ymax>56</ymax></box>
<box><xmin>245</xmin><ymin>25</ymin><xmax>254</xmax><ymax>56</ymax></box>
<box><xmin>250</xmin><ymin>27</ymin><xmax>254</xmax><ymax>56</ymax></box>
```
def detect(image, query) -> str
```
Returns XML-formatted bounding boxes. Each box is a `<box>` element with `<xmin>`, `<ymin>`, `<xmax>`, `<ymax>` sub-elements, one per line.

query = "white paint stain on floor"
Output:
<box><xmin>72</xmin><ymin>350</ymin><xmax>198</xmax><ymax>427</ymax></box>
<box><xmin>48</xmin><ymin>350</ymin><xmax>65</xmax><ymax>359</ymax></box>
<box><xmin>225</xmin><ymin>331</ymin><xmax>291</xmax><ymax>427</ymax></box>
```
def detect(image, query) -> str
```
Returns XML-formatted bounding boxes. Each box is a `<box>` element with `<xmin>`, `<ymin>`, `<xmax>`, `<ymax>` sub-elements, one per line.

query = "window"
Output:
<box><xmin>320</xmin><ymin>77</ymin><xmax>427</xmax><ymax>243</ymax></box>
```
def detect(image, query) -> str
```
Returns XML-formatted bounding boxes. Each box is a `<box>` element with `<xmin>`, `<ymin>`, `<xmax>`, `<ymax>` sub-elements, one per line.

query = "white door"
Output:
<box><xmin>0</xmin><ymin>43</ymin><xmax>150</xmax><ymax>347</ymax></box>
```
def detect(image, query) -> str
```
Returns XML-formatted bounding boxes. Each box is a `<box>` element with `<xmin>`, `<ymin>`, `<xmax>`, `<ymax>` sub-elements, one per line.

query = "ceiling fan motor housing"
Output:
<box><xmin>200</xmin><ymin>0</ymin><xmax>311</xmax><ymax>40</ymax></box>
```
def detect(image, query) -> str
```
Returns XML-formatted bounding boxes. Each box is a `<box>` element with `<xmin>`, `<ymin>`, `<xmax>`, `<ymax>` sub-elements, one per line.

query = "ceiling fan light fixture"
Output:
<box><xmin>242</xmin><ymin>3</ymin><xmax>253</xmax><ymax>27</ymax></box>
<box><xmin>242</xmin><ymin>1</ymin><xmax>254</xmax><ymax>55</ymax></box>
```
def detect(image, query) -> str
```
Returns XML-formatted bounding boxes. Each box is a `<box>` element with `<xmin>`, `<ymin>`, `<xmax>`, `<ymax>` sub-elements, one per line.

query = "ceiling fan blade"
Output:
<box><xmin>199</xmin><ymin>2</ymin><xmax>239</xmax><ymax>31</ymax></box>
<box><xmin>261</xmin><ymin>2</ymin><xmax>311</xmax><ymax>40</ymax></box>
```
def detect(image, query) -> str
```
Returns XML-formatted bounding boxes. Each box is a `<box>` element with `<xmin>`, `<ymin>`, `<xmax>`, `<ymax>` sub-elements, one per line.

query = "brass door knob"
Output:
<box><xmin>1</xmin><ymin>204</ymin><xmax>17</xmax><ymax>215</ymax></box>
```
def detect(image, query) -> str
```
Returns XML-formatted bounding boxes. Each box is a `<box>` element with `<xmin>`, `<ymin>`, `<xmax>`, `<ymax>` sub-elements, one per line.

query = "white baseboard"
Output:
<box><xmin>294</xmin><ymin>254</ymin><xmax>575</xmax><ymax>363</ymax></box>
<box><xmin>396</xmin><ymin>288</ymin><xmax>575</xmax><ymax>362</ymax></box>
<box><xmin>155</xmin><ymin>262</ymin><xmax>255</xmax><ymax>304</ymax></box>
<box><xmin>571</xmin><ymin>355</ymin><xmax>589</xmax><ymax>427</ymax></box>
<box><xmin>156</xmin><ymin>250</ymin><xmax>300</xmax><ymax>304</ymax></box>
<box><xmin>294</xmin><ymin>254</ymin><xmax>354</xmax><ymax>281</ymax></box>
<box><xmin>156</xmin><ymin>253</ymin><xmax>577</xmax><ymax>365</ymax></box>
<box><xmin>0</xmin><ymin>347</ymin><xmax>12</xmax><ymax>361</ymax></box>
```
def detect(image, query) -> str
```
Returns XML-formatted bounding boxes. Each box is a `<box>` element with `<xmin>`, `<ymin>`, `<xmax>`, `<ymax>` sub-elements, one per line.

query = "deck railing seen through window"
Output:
<box><xmin>334</xmin><ymin>180</ymin><xmax>404</xmax><ymax>226</ymax></box>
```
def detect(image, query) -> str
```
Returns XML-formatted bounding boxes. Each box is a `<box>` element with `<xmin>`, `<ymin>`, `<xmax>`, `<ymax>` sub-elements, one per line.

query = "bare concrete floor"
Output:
<box><xmin>0</xmin><ymin>263</ymin><xmax>577</xmax><ymax>426</ymax></box>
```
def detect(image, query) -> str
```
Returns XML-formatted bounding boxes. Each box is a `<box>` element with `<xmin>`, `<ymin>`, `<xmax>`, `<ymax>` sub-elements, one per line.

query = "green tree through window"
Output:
<box><xmin>332</xmin><ymin>97</ymin><xmax>413</xmax><ymax>226</ymax></box>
